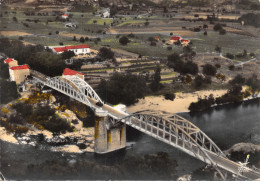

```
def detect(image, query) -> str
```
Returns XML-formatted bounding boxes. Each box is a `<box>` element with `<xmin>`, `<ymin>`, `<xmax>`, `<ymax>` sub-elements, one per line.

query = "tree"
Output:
<box><xmin>213</xmin><ymin>23</ymin><xmax>223</xmax><ymax>31</ymax></box>
<box><xmin>73</xmin><ymin>36</ymin><xmax>77</xmax><ymax>41</ymax></box>
<box><xmin>215</xmin><ymin>46</ymin><xmax>221</xmax><ymax>53</ymax></box>
<box><xmin>182</xmin><ymin>61</ymin><xmax>198</xmax><ymax>75</ymax></box>
<box><xmin>204</xmin><ymin>31</ymin><xmax>208</xmax><ymax>35</ymax></box>
<box><xmin>226</xmin><ymin>53</ymin><xmax>234</xmax><ymax>59</ymax></box>
<box><xmin>56</xmin><ymin>30</ymin><xmax>59</xmax><ymax>34</ymax></box>
<box><xmin>97</xmin><ymin>73</ymin><xmax>147</xmax><ymax>105</ymax></box>
<box><xmin>0</xmin><ymin>80</ymin><xmax>19</xmax><ymax>104</ymax></box>
<box><xmin>203</xmin><ymin>64</ymin><xmax>217</xmax><ymax>76</ymax></box>
<box><xmin>98</xmin><ymin>47</ymin><xmax>114</xmax><ymax>60</ymax></box>
<box><xmin>144</xmin><ymin>22</ymin><xmax>149</xmax><ymax>26</ymax></box>
<box><xmin>13</xmin><ymin>17</ymin><xmax>18</xmax><ymax>22</ymax></box>
<box><xmin>0</xmin><ymin>60</ymin><xmax>9</xmax><ymax>79</ymax></box>
<box><xmin>119</xmin><ymin>36</ymin><xmax>130</xmax><ymax>45</ymax></box>
<box><xmin>229</xmin><ymin>74</ymin><xmax>245</xmax><ymax>85</ymax></box>
<box><xmin>79</xmin><ymin>37</ymin><xmax>85</xmax><ymax>43</ymax></box>
<box><xmin>203</xmin><ymin>24</ymin><xmax>208</xmax><ymax>29</ymax></box>
<box><xmin>167</xmin><ymin>53</ymin><xmax>183</xmax><ymax>71</ymax></box>
<box><xmin>61</xmin><ymin>50</ymin><xmax>75</xmax><ymax>60</ymax></box>
<box><xmin>150</xmin><ymin>66</ymin><xmax>161</xmax><ymax>92</ymax></box>
<box><xmin>164</xmin><ymin>93</ymin><xmax>175</xmax><ymax>101</ymax></box>
<box><xmin>219</xmin><ymin>28</ymin><xmax>226</xmax><ymax>35</ymax></box>
<box><xmin>193</xmin><ymin>75</ymin><xmax>204</xmax><ymax>88</ymax></box>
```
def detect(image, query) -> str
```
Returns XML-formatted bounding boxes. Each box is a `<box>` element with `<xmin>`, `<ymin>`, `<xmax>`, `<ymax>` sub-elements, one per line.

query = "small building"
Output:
<box><xmin>181</xmin><ymin>39</ymin><xmax>190</xmax><ymax>46</ymax></box>
<box><xmin>62</xmin><ymin>68</ymin><xmax>85</xmax><ymax>80</ymax></box>
<box><xmin>170</xmin><ymin>36</ymin><xmax>182</xmax><ymax>43</ymax></box>
<box><xmin>9</xmin><ymin>64</ymin><xmax>30</xmax><ymax>84</ymax></box>
<box><xmin>4</xmin><ymin>58</ymin><xmax>18</xmax><ymax>67</ymax></box>
<box><xmin>100</xmin><ymin>8</ymin><xmax>110</xmax><ymax>18</ymax></box>
<box><xmin>155</xmin><ymin>37</ymin><xmax>160</xmax><ymax>40</ymax></box>
<box><xmin>52</xmin><ymin>44</ymin><xmax>90</xmax><ymax>55</ymax></box>
<box><xmin>62</xmin><ymin>14</ymin><xmax>69</xmax><ymax>19</ymax></box>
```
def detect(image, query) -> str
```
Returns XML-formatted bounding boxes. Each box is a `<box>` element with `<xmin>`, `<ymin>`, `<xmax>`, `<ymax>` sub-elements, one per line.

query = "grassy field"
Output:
<box><xmin>191</xmin><ymin>31</ymin><xmax>260</xmax><ymax>59</ymax></box>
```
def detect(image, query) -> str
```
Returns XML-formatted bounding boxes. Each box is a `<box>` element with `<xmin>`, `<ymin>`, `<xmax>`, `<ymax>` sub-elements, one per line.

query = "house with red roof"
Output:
<box><xmin>9</xmin><ymin>65</ymin><xmax>30</xmax><ymax>84</ymax></box>
<box><xmin>52</xmin><ymin>44</ymin><xmax>90</xmax><ymax>55</ymax></box>
<box><xmin>62</xmin><ymin>14</ymin><xmax>69</xmax><ymax>19</ymax></box>
<box><xmin>62</xmin><ymin>68</ymin><xmax>85</xmax><ymax>80</ymax></box>
<box><xmin>181</xmin><ymin>39</ymin><xmax>190</xmax><ymax>46</ymax></box>
<box><xmin>4</xmin><ymin>58</ymin><xmax>18</xmax><ymax>67</ymax></box>
<box><xmin>170</xmin><ymin>36</ymin><xmax>182</xmax><ymax>43</ymax></box>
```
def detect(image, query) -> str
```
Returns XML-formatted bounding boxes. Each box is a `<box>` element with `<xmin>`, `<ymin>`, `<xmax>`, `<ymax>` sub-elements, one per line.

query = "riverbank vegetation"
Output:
<box><xmin>0</xmin><ymin>91</ymin><xmax>74</xmax><ymax>134</ymax></box>
<box><xmin>188</xmin><ymin>75</ymin><xmax>260</xmax><ymax>112</ymax></box>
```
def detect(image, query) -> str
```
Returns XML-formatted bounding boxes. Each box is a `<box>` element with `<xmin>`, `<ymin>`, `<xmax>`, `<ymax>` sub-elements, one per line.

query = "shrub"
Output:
<box><xmin>203</xmin><ymin>64</ymin><xmax>217</xmax><ymax>76</ymax></box>
<box><xmin>213</xmin><ymin>23</ymin><xmax>223</xmax><ymax>31</ymax></box>
<box><xmin>150</xmin><ymin>41</ymin><xmax>156</xmax><ymax>46</ymax></box>
<box><xmin>184</xmin><ymin>75</ymin><xmax>192</xmax><ymax>84</ymax></box>
<box><xmin>164</xmin><ymin>93</ymin><xmax>175</xmax><ymax>101</ymax></box>
<box><xmin>219</xmin><ymin>29</ymin><xmax>226</xmax><ymax>35</ymax></box>
<box><xmin>229</xmin><ymin>74</ymin><xmax>245</xmax><ymax>85</ymax></box>
<box><xmin>216</xmin><ymin>73</ymin><xmax>226</xmax><ymax>81</ymax></box>
<box><xmin>229</xmin><ymin>65</ymin><xmax>235</xmax><ymax>71</ymax></box>
<box><xmin>215</xmin><ymin>64</ymin><xmax>221</xmax><ymax>68</ymax></box>
<box><xmin>119</xmin><ymin>36</ymin><xmax>130</xmax><ymax>45</ymax></box>
<box><xmin>80</xmin><ymin>37</ymin><xmax>85</xmax><ymax>43</ymax></box>
<box><xmin>1</xmin><ymin>107</ymin><xmax>10</xmax><ymax>114</ymax></box>
<box><xmin>226</xmin><ymin>53</ymin><xmax>234</xmax><ymax>59</ymax></box>
<box><xmin>42</xmin><ymin>116</ymin><xmax>73</xmax><ymax>134</ymax></box>
<box><xmin>188</xmin><ymin>94</ymin><xmax>215</xmax><ymax>112</ymax></box>
<box><xmin>167</xmin><ymin>46</ymin><xmax>172</xmax><ymax>51</ymax></box>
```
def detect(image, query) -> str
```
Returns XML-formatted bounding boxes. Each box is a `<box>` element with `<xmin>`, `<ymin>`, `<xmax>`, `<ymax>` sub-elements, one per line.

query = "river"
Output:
<box><xmin>0</xmin><ymin>99</ymin><xmax>260</xmax><ymax>180</ymax></box>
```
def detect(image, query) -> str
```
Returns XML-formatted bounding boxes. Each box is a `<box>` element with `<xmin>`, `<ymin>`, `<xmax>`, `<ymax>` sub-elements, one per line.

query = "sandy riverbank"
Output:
<box><xmin>128</xmin><ymin>89</ymin><xmax>228</xmax><ymax>114</ymax></box>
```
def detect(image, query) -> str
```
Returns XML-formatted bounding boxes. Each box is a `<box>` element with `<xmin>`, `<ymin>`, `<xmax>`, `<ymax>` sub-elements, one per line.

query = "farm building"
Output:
<box><xmin>170</xmin><ymin>36</ymin><xmax>182</xmax><ymax>43</ymax></box>
<box><xmin>51</xmin><ymin>44</ymin><xmax>90</xmax><ymax>55</ymax></box>
<box><xmin>181</xmin><ymin>39</ymin><xmax>190</xmax><ymax>46</ymax></box>
<box><xmin>62</xmin><ymin>14</ymin><xmax>69</xmax><ymax>19</ymax></box>
<box><xmin>9</xmin><ymin>64</ymin><xmax>30</xmax><ymax>84</ymax></box>
<box><xmin>4</xmin><ymin>58</ymin><xmax>18</xmax><ymax>67</ymax></box>
<box><xmin>62</xmin><ymin>68</ymin><xmax>85</xmax><ymax>80</ymax></box>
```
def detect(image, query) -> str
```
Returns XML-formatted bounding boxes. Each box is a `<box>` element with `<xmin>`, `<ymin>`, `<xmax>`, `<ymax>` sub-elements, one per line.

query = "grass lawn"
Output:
<box><xmin>191</xmin><ymin>31</ymin><xmax>260</xmax><ymax>60</ymax></box>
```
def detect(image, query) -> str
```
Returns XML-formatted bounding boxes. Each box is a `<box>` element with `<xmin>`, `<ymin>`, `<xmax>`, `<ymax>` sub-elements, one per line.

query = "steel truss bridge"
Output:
<box><xmin>30</xmin><ymin>70</ymin><xmax>260</xmax><ymax>180</ymax></box>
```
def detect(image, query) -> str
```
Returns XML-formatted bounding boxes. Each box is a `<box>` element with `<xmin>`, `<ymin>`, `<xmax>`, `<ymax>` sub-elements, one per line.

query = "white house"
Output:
<box><xmin>62</xmin><ymin>14</ymin><xmax>69</xmax><ymax>19</ymax></box>
<box><xmin>51</xmin><ymin>44</ymin><xmax>90</xmax><ymax>55</ymax></box>
<box><xmin>62</xmin><ymin>68</ymin><xmax>85</xmax><ymax>80</ymax></box>
<box><xmin>100</xmin><ymin>8</ymin><xmax>110</xmax><ymax>18</ymax></box>
<box><xmin>4</xmin><ymin>58</ymin><xmax>18</xmax><ymax>67</ymax></box>
<box><xmin>9</xmin><ymin>64</ymin><xmax>30</xmax><ymax>84</ymax></box>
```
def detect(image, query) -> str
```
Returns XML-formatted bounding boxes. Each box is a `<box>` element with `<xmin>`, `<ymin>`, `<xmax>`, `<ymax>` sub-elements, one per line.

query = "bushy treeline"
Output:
<box><xmin>10</xmin><ymin>102</ymin><xmax>73</xmax><ymax>134</ymax></box>
<box><xmin>97</xmin><ymin>72</ymin><xmax>147</xmax><ymax>106</ymax></box>
<box><xmin>167</xmin><ymin>52</ymin><xmax>198</xmax><ymax>75</ymax></box>
<box><xmin>0</xmin><ymin>38</ymin><xmax>66</xmax><ymax>76</ymax></box>
<box><xmin>0</xmin><ymin>79</ymin><xmax>19</xmax><ymax>104</ymax></box>
<box><xmin>238</xmin><ymin>13</ymin><xmax>260</xmax><ymax>27</ymax></box>
<box><xmin>189</xmin><ymin>74</ymin><xmax>260</xmax><ymax>112</ymax></box>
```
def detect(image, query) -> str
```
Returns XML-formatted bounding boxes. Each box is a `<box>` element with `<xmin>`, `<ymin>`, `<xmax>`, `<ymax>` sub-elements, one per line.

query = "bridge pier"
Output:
<box><xmin>94</xmin><ymin>109</ymin><xmax>126</xmax><ymax>154</ymax></box>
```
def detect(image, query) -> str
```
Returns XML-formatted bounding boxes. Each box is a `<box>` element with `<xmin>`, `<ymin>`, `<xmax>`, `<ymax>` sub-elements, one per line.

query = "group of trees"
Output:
<box><xmin>239</xmin><ymin>13</ymin><xmax>260</xmax><ymax>27</ymax></box>
<box><xmin>167</xmin><ymin>53</ymin><xmax>198</xmax><ymax>75</ymax></box>
<box><xmin>213</xmin><ymin>23</ymin><xmax>226</xmax><ymax>35</ymax></box>
<box><xmin>10</xmin><ymin>102</ymin><xmax>74</xmax><ymax>134</ymax></box>
<box><xmin>97</xmin><ymin>73</ymin><xmax>147</xmax><ymax>105</ymax></box>
<box><xmin>0</xmin><ymin>38</ymin><xmax>66</xmax><ymax>76</ymax></box>
<box><xmin>189</xmin><ymin>74</ymin><xmax>260</xmax><ymax>112</ymax></box>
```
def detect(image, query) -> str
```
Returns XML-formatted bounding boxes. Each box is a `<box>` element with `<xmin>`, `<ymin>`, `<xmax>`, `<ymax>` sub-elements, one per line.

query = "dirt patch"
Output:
<box><xmin>109</xmin><ymin>27</ymin><xmax>194</xmax><ymax>37</ymax></box>
<box><xmin>0</xmin><ymin>31</ymin><xmax>32</xmax><ymax>37</ymax></box>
